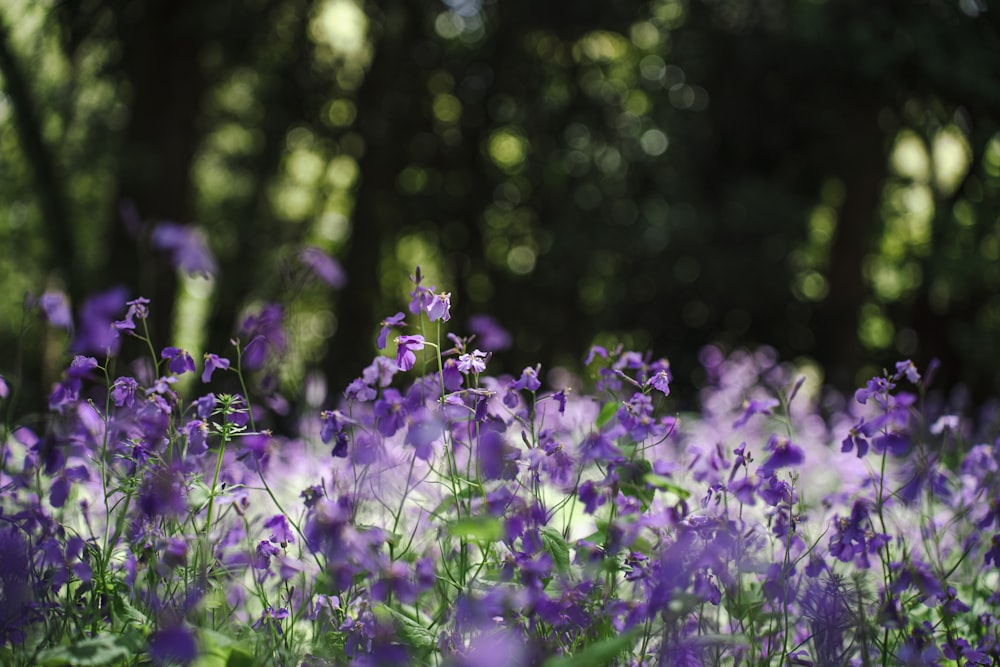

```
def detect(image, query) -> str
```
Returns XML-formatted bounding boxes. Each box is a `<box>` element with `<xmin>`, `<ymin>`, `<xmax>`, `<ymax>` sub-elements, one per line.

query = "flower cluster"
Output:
<box><xmin>1</xmin><ymin>271</ymin><xmax>998</xmax><ymax>667</ymax></box>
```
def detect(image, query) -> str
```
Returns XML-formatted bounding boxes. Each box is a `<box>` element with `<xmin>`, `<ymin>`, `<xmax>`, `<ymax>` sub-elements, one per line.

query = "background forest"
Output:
<box><xmin>2</xmin><ymin>0</ymin><xmax>999</xmax><ymax>420</ymax></box>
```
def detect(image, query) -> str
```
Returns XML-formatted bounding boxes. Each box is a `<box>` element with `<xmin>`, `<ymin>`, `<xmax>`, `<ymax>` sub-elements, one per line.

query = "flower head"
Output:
<box><xmin>152</xmin><ymin>222</ymin><xmax>217</xmax><ymax>278</ymax></box>
<box><xmin>395</xmin><ymin>335</ymin><xmax>425</xmax><ymax>372</ymax></box>
<box><xmin>377</xmin><ymin>312</ymin><xmax>406</xmax><ymax>350</ymax></box>
<box><xmin>201</xmin><ymin>353</ymin><xmax>230</xmax><ymax>382</ymax></box>
<box><xmin>458</xmin><ymin>349</ymin><xmax>488</xmax><ymax>375</ymax></box>
<box><xmin>38</xmin><ymin>290</ymin><xmax>73</xmax><ymax>330</ymax></box>
<box><xmin>161</xmin><ymin>347</ymin><xmax>196</xmax><ymax>375</ymax></box>
<box><xmin>299</xmin><ymin>246</ymin><xmax>346</xmax><ymax>287</ymax></box>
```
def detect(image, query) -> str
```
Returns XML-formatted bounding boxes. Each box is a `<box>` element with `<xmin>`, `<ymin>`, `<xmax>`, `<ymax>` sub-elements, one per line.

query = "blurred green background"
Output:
<box><xmin>2</xmin><ymin>0</ymin><xmax>999</xmax><ymax>417</ymax></box>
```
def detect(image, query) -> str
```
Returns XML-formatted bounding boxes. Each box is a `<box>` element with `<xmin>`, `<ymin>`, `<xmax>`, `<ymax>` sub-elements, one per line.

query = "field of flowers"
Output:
<box><xmin>1</xmin><ymin>267</ymin><xmax>998</xmax><ymax>666</ymax></box>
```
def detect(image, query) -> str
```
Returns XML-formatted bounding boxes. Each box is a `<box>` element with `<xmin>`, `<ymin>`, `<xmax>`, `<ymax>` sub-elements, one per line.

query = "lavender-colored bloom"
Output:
<box><xmin>733</xmin><ymin>398</ymin><xmax>780</xmax><ymax>428</ymax></box>
<box><xmin>0</xmin><ymin>376</ymin><xmax>7</xmax><ymax>400</ymax></box>
<box><xmin>374</xmin><ymin>389</ymin><xmax>406</xmax><ymax>437</ymax></box>
<box><xmin>458</xmin><ymin>349</ymin><xmax>488</xmax><ymax>375</ymax></box>
<box><xmin>579</xmin><ymin>431</ymin><xmax>622</xmax><ymax>463</ymax></box>
<box><xmin>320</xmin><ymin>410</ymin><xmax>352</xmax><ymax>455</ymax></box>
<box><xmin>618</xmin><ymin>392</ymin><xmax>659</xmax><ymax>441</ymax></box>
<box><xmin>828</xmin><ymin>499</ymin><xmax>887</xmax><ymax>568</ymax></box>
<box><xmin>758</xmin><ymin>434</ymin><xmax>804</xmax><ymax>476</ymax></box>
<box><xmin>511</xmin><ymin>365</ymin><xmax>542</xmax><ymax>392</ymax></box>
<box><xmin>254</xmin><ymin>540</ymin><xmax>282</xmax><ymax>571</ymax></box>
<box><xmin>584</xmin><ymin>345</ymin><xmax>609</xmax><ymax>366</ymax></box>
<box><xmin>264</xmin><ymin>514</ymin><xmax>295</xmax><ymax>545</ymax></box>
<box><xmin>984</xmin><ymin>534</ymin><xmax>1000</xmax><ymax>567</ymax></box>
<box><xmin>395</xmin><ymin>335</ymin><xmax>425</xmax><ymax>372</ymax></box>
<box><xmin>646</xmin><ymin>368</ymin><xmax>671</xmax><ymax>396</ymax></box>
<box><xmin>38</xmin><ymin>290</ymin><xmax>72</xmax><ymax>330</ymax></box>
<box><xmin>201</xmin><ymin>353</ymin><xmax>230</xmax><ymax>382</ymax></box>
<box><xmin>894</xmin><ymin>359</ymin><xmax>921</xmax><ymax>384</ymax></box>
<box><xmin>404</xmin><ymin>409</ymin><xmax>442</xmax><ymax>460</ymax></box>
<box><xmin>578</xmin><ymin>480</ymin><xmax>606</xmax><ymax>514</ymax></box>
<box><xmin>942</xmin><ymin>638</ymin><xmax>990</xmax><ymax>665</ymax></box>
<box><xmin>478</xmin><ymin>430</ymin><xmax>518</xmax><ymax>481</ymax></box>
<box><xmin>299</xmin><ymin>246</ymin><xmax>346</xmax><ymax>287</ymax></box>
<box><xmin>467</xmin><ymin>314</ymin><xmax>512</xmax><ymax>351</ymax></box>
<box><xmin>426</xmin><ymin>291</ymin><xmax>452</xmax><ymax>322</ymax></box>
<box><xmin>111</xmin><ymin>376</ymin><xmax>138</xmax><ymax>408</ymax></box>
<box><xmin>362</xmin><ymin>355</ymin><xmax>398</xmax><ymax>387</ymax></box>
<box><xmin>345</xmin><ymin>378</ymin><xmax>377</xmax><ymax>402</ymax></box>
<box><xmin>73</xmin><ymin>286</ymin><xmax>128</xmax><ymax>355</ymax></box>
<box><xmin>855</xmin><ymin>375</ymin><xmax>895</xmax><ymax>409</ymax></box>
<box><xmin>377</xmin><ymin>312</ymin><xmax>406</xmax><ymax>350</ymax></box>
<box><xmin>193</xmin><ymin>393</ymin><xmax>216</xmax><ymax>419</ymax></box>
<box><xmin>181</xmin><ymin>419</ymin><xmax>208</xmax><ymax>455</ymax></box>
<box><xmin>113</xmin><ymin>296</ymin><xmax>150</xmax><ymax>333</ymax></box>
<box><xmin>161</xmin><ymin>347</ymin><xmax>196</xmax><ymax>375</ymax></box>
<box><xmin>148</xmin><ymin>624</ymin><xmax>198</xmax><ymax>666</ymax></box>
<box><xmin>152</xmin><ymin>222</ymin><xmax>217</xmax><ymax>278</ymax></box>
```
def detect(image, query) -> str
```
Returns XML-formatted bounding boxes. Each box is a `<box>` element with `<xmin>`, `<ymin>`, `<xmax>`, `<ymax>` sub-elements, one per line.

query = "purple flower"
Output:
<box><xmin>148</xmin><ymin>624</ymin><xmax>198</xmax><ymax>666</ymax></box>
<box><xmin>855</xmin><ymin>375</ymin><xmax>895</xmax><ymax>409</ymax></box>
<box><xmin>512</xmin><ymin>365</ymin><xmax>542</xmax><ymax>392</ymax></box>
<box><xmin>254</xmin><ymin>540</ymin><xmax>282</xmax><ymax>571</ymax></box>
<box><xmin>73</xmin><ymin>286</ymin><xmax>128</xmax><ymax>354</ymax></box>
<box><xmin>264</xmin><ymin>514</ymin><xmax>296</xmax><ymax>546</ymax></box>
<box><xmin>299</xmin><ymin>246</ymin><xmax>346</xmax><ymax>287</ymax></box>
<box><xmin>161</xmin><ymin>347</ymin><xmax>196</xmax><ymax>375</ymax></box>
<box><xmin>374</xmin><ymin>389</ymin><xmax>407</xmax><ymax>437</ymax></box>
<box><xmin>985</xmin><ymin>534</ymin><xmax>1000</xmax><ymax>568</ymax></box>
<box><xmin>0</xmin><ymin>376</ymin><xmax>7</xmax><ymax>400</ymax></box>
<box><xmin>893</xmin><ymin>359</ymin><xmax>921</xmax><ymax>384</ymax></box>
<box><xmin>345</xmin><ymin>378</ymin><xmax>377</xmax><ymax>402</ymax></box>
<box><xmin>404</xmin><ymin>410</ymin><xmax>442</xmax><ymax>460</ymax></box>
<box><xmin>579</xmin><ymin>431</ymin><xmax>623</xmax><ymax>463</ymax></box>
<box><xmin>377</xmin><ymin>312</ymin><xmax>406</xmax><ymax>350</ymax></box>
<box><xmin>201</xmin><ymin>353</ymin><xmax>230</xmax><ymax>383</ymax></box>
<box><xmin>458</xmin><ymin>349</ymin><xmax>488</xmax><ymax>375</ymax></box>
<box><xmin>113</xmin><ymin>296</ymin><xmax>151</xmax><ymax>333</ymax></box>
<box><xmin>111</xmin><ymin>376</ymin><xmax>139</xmax><ymax>408</ymax></box>
<box><xmin>584</xmin><ymin>345</ymin><xmax>609</xmax><ymax>366</ymax></box>
<box><xmin>733</xmin><ymin>398</ymin><xmax>780</xmax><ymax>429</ymax></box>
<box><xmin>889</xmin><ymin>559</ymin><xmax>943</xmax><ymax>601</ymax></box>
<box><xmin>38</xmin><ymin>290</ymin><xmax>72</xmax><ymax>330</ymax></box>
<box><xmin>426</xmin><ymin>291</ymin><xmax>452</xmax><ymax>322</ymax></box>
<box><xmin>467</xmin><ymin>314</ymin><xmax>512</xmax><ymax>351</ymax></box>
<box><xmin>193</xmin><ymin>393</ymin><xmax>216</xmax><ymax>418</ymax></box>
<box><xmin>828</xmin><ymin>499</ymin><xmax>888</xmax><ymax>568</ymax></box>
<box><xmin>395</xmin><ymin>335</ymin><xmax>425</xmax><ymax>372</ymax></box>
<box><xmin>646</xmin><ymin>368</ymin><xmax>671</xmax><ymax>396</ymax></box>
<box><xmin>757</xmin><ymin>434</ymin><xmax>804</xmax><ymax>476</ymax></box>
<box><xmin>361</xmin><ymin>355</ymin><xmax>398</xmax><ymax>387</ymax></box>
<box><xmin>152</xmin><ymin>222</ymin><xmax>217</xmax><ymax>278</ymax></box>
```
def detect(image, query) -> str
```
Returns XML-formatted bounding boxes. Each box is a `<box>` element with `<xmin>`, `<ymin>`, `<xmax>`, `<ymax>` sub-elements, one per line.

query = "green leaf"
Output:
<box><xmin>643</xmin><ymin>473</ymin><xmax>691</xmax><ymax>499</ymax></box>
<box><xmin>376</xmin><ymin>605</ymin><xmax>437</xmax><ymax>651</ymax></box>
<box><xmin>446</xmin><ymin>515</ymin><xmax>501</xmax><ymax>541</ymax></box>
<box><xmin>541</xmin><ymin>628</ymin><xmax>640</xmax><ymax>667</ymax></box>
<box><xmin>37</xmin><ymin>632</ymin><xmax>144</xmax><ymax>666</ymax></box>
<box><xmin>540</xmin><ymin>526</ymin><xmax>571</xmax><ymax>574</ymax></box>
<box><xmin>193</xmin><ymin>629</ymin><xmax>257</xmax><ymax>667</ymax></box>
<box><xmin>595</xmin><ymin>402</ymin><xmax>619</xmax><ymax>429</ymax></box>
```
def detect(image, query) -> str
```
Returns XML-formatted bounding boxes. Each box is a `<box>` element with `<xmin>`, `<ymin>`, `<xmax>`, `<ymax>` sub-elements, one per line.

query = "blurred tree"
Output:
<box><xmin>2</xmin><ymin>0</ymin><xmax>1000</xmax><ymax>427</ymax></box>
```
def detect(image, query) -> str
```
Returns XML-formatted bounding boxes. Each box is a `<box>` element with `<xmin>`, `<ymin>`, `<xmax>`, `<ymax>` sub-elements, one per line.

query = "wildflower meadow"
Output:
<box><xmin>1</xmin><ymin>263</ymin><xmax>999</xmax><ymax>667</ymax></box>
